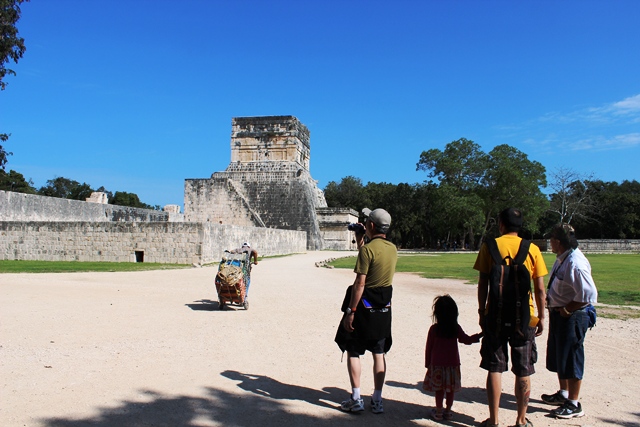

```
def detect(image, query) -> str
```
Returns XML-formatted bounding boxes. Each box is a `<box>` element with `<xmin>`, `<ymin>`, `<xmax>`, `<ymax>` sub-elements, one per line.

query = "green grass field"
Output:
<box><xmin>330</xmin><ymin>252</ymin><xmax>640</xmax><ymax>307</ymax></box>
<box><xmin>0</xmin><ymin>260</ymin><xmax>190</xmax><ymax>273</ymax></box>
<box><xmin>2</xmin><ymin>253</ymin><xmax>639</xmax><ymax>308</ymax></box>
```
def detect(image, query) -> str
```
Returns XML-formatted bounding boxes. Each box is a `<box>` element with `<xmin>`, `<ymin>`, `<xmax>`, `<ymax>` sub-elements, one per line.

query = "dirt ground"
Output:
<box><xmin>1</xmin><ymin>251</ymin><xmax>638</xmax><ymax>427</ymax></box>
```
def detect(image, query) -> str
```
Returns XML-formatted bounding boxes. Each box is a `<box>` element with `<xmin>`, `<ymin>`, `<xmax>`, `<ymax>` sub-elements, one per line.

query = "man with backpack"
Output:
<box><xmin>474</xmin><ymin>208</ymin><xmax>548</xmax><ymax>427</ymax></box>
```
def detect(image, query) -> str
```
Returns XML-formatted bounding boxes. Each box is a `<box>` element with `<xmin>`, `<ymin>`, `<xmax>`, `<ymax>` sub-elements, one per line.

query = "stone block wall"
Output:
<box><xmin>0</xmin><ymin>221</ymin><xmax>306</xmax><ymax>264</ymax></box>
<box><xmin>317</xmin><ymin>207</ymin><xmax>359</xmax><ymax>250</ymax></box>
<box><xmin>1</xmin><ymin>190</ymin><xmax>170</xmax><ymax>223</ymax></box>
<box><xmin>185</xmin><ymin>162</ymin><xmax>327</xmax><ymax>250</ymax></box>
<box><xmin>231</xmin><ymin>116</ymin><xmax>310</xmax><ymax>170</ymax></box>
<box><xmin>574</xmin><ymin>239</ymin><xmax>640</xmax><ymax>253</ymax></box>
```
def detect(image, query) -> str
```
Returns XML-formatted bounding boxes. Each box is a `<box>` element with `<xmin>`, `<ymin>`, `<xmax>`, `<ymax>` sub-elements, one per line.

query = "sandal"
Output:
<box><xmin>513</xmin><ymin>418</ymin><xmax>534</xmax><ymax>427</ymax></box>
<box><xmin>443</xmin><ymin>409</ymin><xmax>453</xmax><ymax>420</ymax></box>
<box><xmin>479</xmin><ymin>419</ymin><xmax>499</xmax><ymax>427</ymax></box>
<box><xmin>431</xmin><ymin>408</ymin><xmax>443</xmax><ymax>421</ymax></box>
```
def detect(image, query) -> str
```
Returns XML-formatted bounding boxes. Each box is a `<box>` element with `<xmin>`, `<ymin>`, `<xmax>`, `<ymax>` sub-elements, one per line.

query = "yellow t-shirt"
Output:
<box><xmin>473</xmin><ymin>235</ymin><xmax>548</xmax><ymax>327</ymax></box>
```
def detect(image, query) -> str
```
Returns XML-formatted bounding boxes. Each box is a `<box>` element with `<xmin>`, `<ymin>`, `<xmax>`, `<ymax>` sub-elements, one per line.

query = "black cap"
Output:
<box><xmin>499</xmin><ymin>208</ymin><xmax>523</xmax><ymax>228</ymax></box>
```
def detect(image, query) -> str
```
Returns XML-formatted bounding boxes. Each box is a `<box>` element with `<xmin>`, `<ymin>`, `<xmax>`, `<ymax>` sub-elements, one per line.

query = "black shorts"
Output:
<box><xmin>346</xmin><ymin>338</ymin><xmax>387</xmax><ymax>357</ymax></box>
<box><xmin>480</xmin><ymin>326</ymin><xmax>537</xmax><ymax>377</ymax></box>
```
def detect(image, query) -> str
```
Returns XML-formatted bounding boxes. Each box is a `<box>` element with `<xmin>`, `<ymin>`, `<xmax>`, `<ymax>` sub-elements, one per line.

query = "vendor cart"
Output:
<box><xmin>215</xmin><ymin>252</ymin><xmax>251</xmax><ymax>310</ymax></box>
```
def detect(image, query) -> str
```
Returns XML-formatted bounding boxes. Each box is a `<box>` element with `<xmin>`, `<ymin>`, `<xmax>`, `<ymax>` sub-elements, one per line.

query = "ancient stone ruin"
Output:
<box><xmin>0</xmin><ymin>115</ymin><xmax>358</xmax><ymax>263</ymax></box>
<box><xmin>184</xmin><ymin>116</ymin><xmax>343</xmax><ymax>250</ymax></box>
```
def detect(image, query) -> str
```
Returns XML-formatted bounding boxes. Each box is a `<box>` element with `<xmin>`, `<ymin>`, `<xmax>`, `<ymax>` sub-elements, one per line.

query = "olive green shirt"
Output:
<box><xmin>354</xmin><ymin>237</ymin><xmax>397</xmax><ymax>288</ymax></box>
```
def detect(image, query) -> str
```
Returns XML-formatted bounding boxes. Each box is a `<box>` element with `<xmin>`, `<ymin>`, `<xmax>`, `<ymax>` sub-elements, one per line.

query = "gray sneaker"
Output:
<box><xmin>541</xmin><ymin>390</ymin><xmax>567</xmax><ymax>405</ymax></box>
<box><xmin>553</xmin><ymin>401</ymin><xmax>585</xmax><ymax>419</ymax></box>
<box><xmin>340</xmin><ymin>397</ymin><xmax>364</xmax><ymax>412</ymax></box>
<box><xmin>370</xmin><ymin>399</ymin><xmax>384</xmax><ymax>414</ymax></box>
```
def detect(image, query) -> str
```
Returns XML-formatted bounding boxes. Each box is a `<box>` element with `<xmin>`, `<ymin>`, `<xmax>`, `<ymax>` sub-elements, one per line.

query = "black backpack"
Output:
<box><xmin>486</xmin><ymin>238</ymin><xmax>532</xmax><ymax>337</ymax></box>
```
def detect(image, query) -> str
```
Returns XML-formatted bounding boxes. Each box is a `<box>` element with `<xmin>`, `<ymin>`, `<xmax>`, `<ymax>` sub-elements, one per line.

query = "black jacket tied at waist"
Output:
<box><xmin>335</xmin><ymin>285</ymin><xmax>393</xmax><ymax>353</ymax></box>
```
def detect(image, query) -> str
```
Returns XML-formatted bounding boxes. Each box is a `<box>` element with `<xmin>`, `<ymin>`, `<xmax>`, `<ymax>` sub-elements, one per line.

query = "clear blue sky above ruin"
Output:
<box><xmin>2</xmin><ymin>0</ymin><xmax>639</xmax><ymax>208</ymax></box>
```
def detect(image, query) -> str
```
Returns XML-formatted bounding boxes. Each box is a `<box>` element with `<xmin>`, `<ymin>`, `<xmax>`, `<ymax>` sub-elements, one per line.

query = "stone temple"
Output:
<box><xmin>185</xmin><ymin>116</ymin><xmax>332</xmax><ymax>250</ymax></box>
<box><xmin>0</xmin><ymin>115</ymin><xmax>357</xmax><ymax>263</ymax></box>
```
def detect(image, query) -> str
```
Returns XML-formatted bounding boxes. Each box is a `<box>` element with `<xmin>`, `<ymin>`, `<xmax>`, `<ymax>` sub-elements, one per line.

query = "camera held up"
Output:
<box><xmin>348</xmin><ymin>223</ymin><xmax>365</xmax><ymax>234</ymax></box>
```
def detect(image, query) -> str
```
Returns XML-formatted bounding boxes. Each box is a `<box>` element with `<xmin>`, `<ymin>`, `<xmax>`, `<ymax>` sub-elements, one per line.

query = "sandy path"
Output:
<box><xmin>1</xmin><ymin>251</ymin><xmax>638</xmax><ymax>426</ymax></box>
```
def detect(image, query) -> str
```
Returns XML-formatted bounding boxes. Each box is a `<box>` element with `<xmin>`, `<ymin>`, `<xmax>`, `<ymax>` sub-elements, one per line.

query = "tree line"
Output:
<box><xmin>325</xmin><ymin>138</ymin><xmax>640</xmax><ymax>249</ymax></box>
<box><xmin>0</xmin><ymin>173</ymin><xmax>160</xmax><ymax>210</ymax></box>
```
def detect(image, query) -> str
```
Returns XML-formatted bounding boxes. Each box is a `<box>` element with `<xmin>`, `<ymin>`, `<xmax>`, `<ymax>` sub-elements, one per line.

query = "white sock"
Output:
<box><xmin>352</xmin><ymin>388</ymin><xmax>361</xmax><ymax>400</ymax></box>
<box><xmin>372</xmin><ymin>389</ymin><xmax>382</xmax><ymax>401</ymax></box>
<box><xmin>569</xmin><ymin>399</ymin><xmax>579</xmax><ymax>407</ymax></box>
<box><xmin>560</xmin><ymin>389</ymin><xmax>569</xmax><ymax>399</ymax></box>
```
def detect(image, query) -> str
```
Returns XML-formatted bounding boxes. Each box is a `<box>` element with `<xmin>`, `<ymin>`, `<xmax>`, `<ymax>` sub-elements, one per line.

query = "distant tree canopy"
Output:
<box><xmin>1</xmin><ymin>0</ymin><xmax>28</xmax><ymax>169</ymax></box>
<box><xmin>569</xmin><ymin>180</ymin><xmax>640</xmax><ymax>239</ymax></box>
<box><xmin>325</xmin><ymin>138</ymin><xmax>640</xmax><ymax>247</ymax></box>
<box><xmin>0</xmin><ymin>168</ymin><xmax>35</xmax><ymax>193</ymax></box>
<box><xmin>2</xmin><ymin>174</ymin><xmax>157</xmax><ymax>210</ymax></box>
<box><xmin>109</xmin><ymin>191</ymin><xmax>155</xmax><ymax>209</ymax></box>
<box><xmin>416</xmin><ymin>138</ymin><xmax>548</xmax><ymax>245</ymax></box>
<box><xmin>37</xmin><ymin>177</ymin><xmax>93</xmax><ymax>200</ymax></box>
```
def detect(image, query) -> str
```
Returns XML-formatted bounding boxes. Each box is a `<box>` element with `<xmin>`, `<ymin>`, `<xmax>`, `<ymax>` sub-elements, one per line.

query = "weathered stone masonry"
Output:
<box><xmin>185</xmin><ymin>116</ymin><xmax>329</xmax><ymax>250</ymax></box>
<box><xmin>0</xmin><ymin>115</ymin><xmax>357</xmax><ymax>264</ymax></box>
<box><xmin>0</xmin><ymin>220</ymin><xmax>306</xmax><ymax>264</ymax></box>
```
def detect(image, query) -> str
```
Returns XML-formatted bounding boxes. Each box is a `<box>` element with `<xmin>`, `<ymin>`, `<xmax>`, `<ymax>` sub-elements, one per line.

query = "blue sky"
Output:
<box><xmin>2</xmin><ymin>0</ymin><xmax>639</xmax><ymax>209</ymax></box>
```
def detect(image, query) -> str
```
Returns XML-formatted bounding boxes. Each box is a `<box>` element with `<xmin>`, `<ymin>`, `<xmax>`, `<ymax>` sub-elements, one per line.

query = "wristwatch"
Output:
<box><xmin>345</xmin><ymin>307</ymin><xmax>356</xmax><ymax>315</ymax></box>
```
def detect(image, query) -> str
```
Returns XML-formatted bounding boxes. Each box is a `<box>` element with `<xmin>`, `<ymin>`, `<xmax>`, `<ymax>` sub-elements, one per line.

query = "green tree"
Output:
<box><xmin>0</xmin><ymin>168</ymin><xmax>35</xmax><ymax>193</ymax></box>
<box><xmin>572</xmin><ymin>180</ymin><xmax>640</xmax><ymax>239</ymax></box>
<box><xmin>37</xmin><ymin>177</ymin><xmax>94</xmax><ymax>200</ymax></box>
<box><xmin>417</xmin><ymin>138</ymin><xmax>488</xmax><ymax>190</ymax></box>
<box><xmin>482</xmin><ymin>144</ymin><xmax>548</xmax><ymax>239</ymax></box>
<box><xmin>417</xmin><ymin>138</ymin><xmax>490</xmax><ymax>248</ymax></box>
<box><xmin>110</xmin><ymin>191</ymin><xmax>153</xmax><ymax>209</ymax></box>
<box><xmin>0</xmin><ymin>133</ymin><xmax>11</xmax><ymax>170</ymax></box>
<box><xmin>324</xmin><ymin>176</ymin><xmax>370</xmax><ymax>213</ymax></box>
<box><xmin>417</xmin><ymin>139</ymin><xmax>548</xmax><ymax>247</ymax></box>
<box><xmin>1</xmin><ymin>0</ymin><xmax>28</xmax><ymax>167</ymax></box>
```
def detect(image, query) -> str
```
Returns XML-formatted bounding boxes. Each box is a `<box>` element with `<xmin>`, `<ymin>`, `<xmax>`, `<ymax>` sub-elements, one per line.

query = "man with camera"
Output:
<box><xmin>336</xmin><ymin>208</ymin><xmax>397</xmax><ymax>414</ymax></box>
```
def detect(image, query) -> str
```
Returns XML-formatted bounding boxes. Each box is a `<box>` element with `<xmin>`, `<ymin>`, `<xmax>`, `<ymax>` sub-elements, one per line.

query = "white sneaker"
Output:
<box><xmin>371</xmin><ymin>399</ymin><xmax>384</xmax><ymax>414</ymax></box>
<box><xmin>340</xmin><ymin>397</ymin><xmax>365</xmax><ymax>412</ymax></box>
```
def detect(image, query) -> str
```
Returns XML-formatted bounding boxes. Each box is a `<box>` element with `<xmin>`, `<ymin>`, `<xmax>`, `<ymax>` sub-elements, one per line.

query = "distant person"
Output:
<box><xmin>231</xmin><ymin>242</ymin><xmax>259</xmax><ymax>266</ymax></box>
<box><xmin>474</xmin><ymin>208</ymin><xmax>548</xmax><ymax>427</ymax></box>
<box><xmin>335</xmin><ymin>208</ymin><xmax>397</xmax><ymax>414</ymax></box>
<box><xmin>541</xmin><ymin>223</ymin><xmax>598</xmax><ymax>419</ymax></box>
<box><xmin>423</xmin><ymin>295</ymin><xmax>482</xmax><ymax>421</ymax></box>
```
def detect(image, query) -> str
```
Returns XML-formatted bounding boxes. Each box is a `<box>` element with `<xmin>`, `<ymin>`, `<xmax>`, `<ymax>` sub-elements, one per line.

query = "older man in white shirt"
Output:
<box><xmin>541</xmin><ymin>223</ymin><xmax>598</xmax><ymax>420</ymax></box>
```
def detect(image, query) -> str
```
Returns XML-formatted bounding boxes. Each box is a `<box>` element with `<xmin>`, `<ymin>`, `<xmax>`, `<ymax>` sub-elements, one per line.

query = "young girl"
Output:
<box><xmin>423</xmin><ymin>294</ymin><xmax>482</xmax><ymax>421</ymax></box>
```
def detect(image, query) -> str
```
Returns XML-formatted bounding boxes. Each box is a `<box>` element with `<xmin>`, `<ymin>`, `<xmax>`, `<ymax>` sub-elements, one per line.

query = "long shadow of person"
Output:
<box><xmin>221</xmin><ymin>370</ymin><xmax>340</xmax><ymax>410</ymax></box>
<box><xmin>221</xmin><ymin>370</ymin><xmax>483</xmax><ymax>425</ymax></box>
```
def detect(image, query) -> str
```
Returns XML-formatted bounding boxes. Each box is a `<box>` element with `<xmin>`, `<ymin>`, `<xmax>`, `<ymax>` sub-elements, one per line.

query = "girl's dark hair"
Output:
<box><xmin>431</xmin><ymin>294</ymin><xmax>459</xmax><ymax>338</ymax></box>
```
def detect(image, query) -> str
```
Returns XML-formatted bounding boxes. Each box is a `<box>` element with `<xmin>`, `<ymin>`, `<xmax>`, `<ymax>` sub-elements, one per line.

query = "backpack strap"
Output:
<box><xmin>513</xmin><ymin>239</ymin><xmax>531</xmax><ymax>337</ymax></box>
<box><xmin>486</xmin><ymin>238</ymin><xmax>506</xmax><ymax>335</ymax></box>
<box><xmin>514</xmin><ymin>239</ymin><xmax>531</xmax><ymax>264</ymax></box>
<box><xmin>486</xmin><ymin>238</ymin><xmax>504</xmax><ymax>265</ymax></box>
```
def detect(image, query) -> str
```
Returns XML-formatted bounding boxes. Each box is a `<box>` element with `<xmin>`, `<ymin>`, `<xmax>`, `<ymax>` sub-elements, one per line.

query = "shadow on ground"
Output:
<box><xmin>40</xmin><ymin>371</ymin><xmax>640</xmax><ymax>426</ymax></box>
<box><xmin>39</xmin><ymin>371</ymin><xmax>482</xmax><ymax>427</ymax></box>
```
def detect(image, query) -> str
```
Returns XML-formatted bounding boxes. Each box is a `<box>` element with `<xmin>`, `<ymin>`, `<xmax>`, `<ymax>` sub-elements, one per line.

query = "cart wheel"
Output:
<box><xmin>243</xmin><ymin>301</ymin><xmax>249</xmax><ymax>310</ymax></box>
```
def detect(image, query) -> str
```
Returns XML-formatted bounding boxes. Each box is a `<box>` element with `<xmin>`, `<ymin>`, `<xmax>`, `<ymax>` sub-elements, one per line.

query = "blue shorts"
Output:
<box><xmin>480</xmin><ymin>325</ymin><xmax>537</xmax><ymax>377</ymax></box>
<box><xmin>546</xmin><ymin>308</ymin><xmax>589</xmax><ymax>380</ymax></box>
